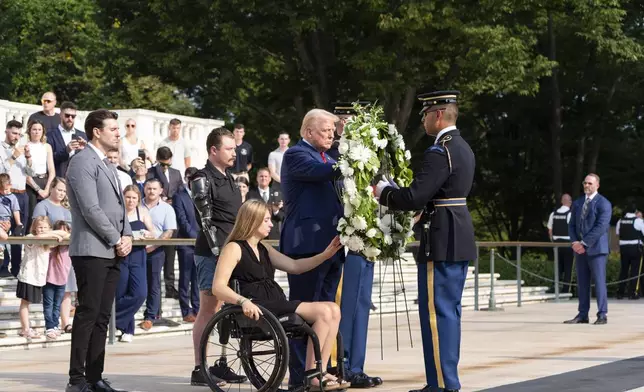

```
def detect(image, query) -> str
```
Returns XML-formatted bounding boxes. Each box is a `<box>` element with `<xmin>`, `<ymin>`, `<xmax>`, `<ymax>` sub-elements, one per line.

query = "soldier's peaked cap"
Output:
<box><xmin>418</xmin><ymin>90</ymin><xmax>460</xmax><ymax>115</ymax></box>
<box><xmin>332</xmin><ymin>101</ymin><xmax>372</xmax><ymax>115</ymax></box>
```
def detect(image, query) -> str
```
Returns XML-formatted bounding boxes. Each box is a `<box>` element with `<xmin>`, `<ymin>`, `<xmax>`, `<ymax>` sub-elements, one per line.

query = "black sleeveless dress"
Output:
<box><xmin>231</xmin><ymin>240</ymin><xmax>301</xmax><ymax>316</ymax></box>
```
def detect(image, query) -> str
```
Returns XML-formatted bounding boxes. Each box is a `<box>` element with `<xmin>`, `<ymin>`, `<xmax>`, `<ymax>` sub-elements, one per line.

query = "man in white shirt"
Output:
<box><xmin>0</xmin><ymin>120</ymin><xmax>33</xmax><ymax>277</ymax></box>
<box><xmin>157</xmin><ymin>118</ymin><xmax>191</xmax><ymax>178</ymax></box>
<box><xmin>547</xmin><ymin>193</ymin><xmax>573</xmax><ymax>294</ymax></box>
<box><xmin>267</xmin><ymin>131</ymin><xmax>290</xmax><ymax>191</ymax></box>
<box><xmin>105</xmin><ymin>149</ymin><xmax>132</xmax><ymax>192</ymax></box>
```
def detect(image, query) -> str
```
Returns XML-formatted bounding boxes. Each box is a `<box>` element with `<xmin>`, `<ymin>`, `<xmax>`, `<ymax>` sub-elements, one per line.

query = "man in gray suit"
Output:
<box><xmin>65</xmin><ymin>109</ymin><xmax>133</xmax><ymax>392</ymax></box>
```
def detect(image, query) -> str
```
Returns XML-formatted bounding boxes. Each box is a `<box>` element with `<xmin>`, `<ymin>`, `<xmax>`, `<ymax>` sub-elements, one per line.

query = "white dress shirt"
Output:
<box><xmin>434</xmin><ymin>125</ymin><xmax>457</xmax><ymax>144</ymax></box>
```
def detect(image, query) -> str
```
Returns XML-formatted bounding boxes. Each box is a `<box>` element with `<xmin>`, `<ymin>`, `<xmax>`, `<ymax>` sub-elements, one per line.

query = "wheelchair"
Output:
<box><xmin>198</xmin><ymin>282</ymin><xmax>347</xmax><ymax>391</ymax></box>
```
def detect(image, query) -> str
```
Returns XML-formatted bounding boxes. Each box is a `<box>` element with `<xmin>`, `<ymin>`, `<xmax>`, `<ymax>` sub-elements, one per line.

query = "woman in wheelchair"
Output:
<box><xmin>212</xmin><ymin>199</ymin><xmax>350</xmax><ymax>390</ymax></box>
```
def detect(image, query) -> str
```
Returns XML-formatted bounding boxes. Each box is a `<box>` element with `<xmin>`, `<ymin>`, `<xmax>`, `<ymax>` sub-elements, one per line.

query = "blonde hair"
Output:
<box><xmin>225</xmin><ymin>199</ymin><xmax>270</xmax><ymax>244</ymax></box>
<box><xmin>299</xmin><ymin>109</ymin><xmax>338</xmax><ymax>138</ymax></box>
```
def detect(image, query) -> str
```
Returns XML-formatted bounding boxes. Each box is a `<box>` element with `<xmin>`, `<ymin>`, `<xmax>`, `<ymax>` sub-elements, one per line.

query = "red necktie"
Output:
<box><xmin>320</xmin><ymin>152</ymin><xmax>327</xmax><ymax>163</ymax></box>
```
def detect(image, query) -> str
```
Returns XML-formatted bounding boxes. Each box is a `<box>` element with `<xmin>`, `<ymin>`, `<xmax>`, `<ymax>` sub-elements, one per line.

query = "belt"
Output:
<box><xmin>33</xmin><ymin>173</ymin><xmax>47</xmax><ymax>179</ymax></box>
<box><xmin>433</xmin><ymin>198</ymin><xmax>467</xmax><ymax>207</ymax></box>
<box><xmin>11</xmin><ymin>189</ymin><xmax>26</xmax><ymax>194</ymax></box>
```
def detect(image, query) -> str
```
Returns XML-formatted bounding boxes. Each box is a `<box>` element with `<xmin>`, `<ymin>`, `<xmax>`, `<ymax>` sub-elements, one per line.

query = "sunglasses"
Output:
<box><xmin>126</xmin><ymin>124</ymin><xmax>136</xmax><ymax>128</ymax></box>
<box><xmin>64</xmin><ymin>114</ymin><xmax>76</xmax><ymax>119</ymax></box>
<box><xmin>159</xmin><ymin>162</ymin><xmax>172</xmax><ymax>167</ymax></box>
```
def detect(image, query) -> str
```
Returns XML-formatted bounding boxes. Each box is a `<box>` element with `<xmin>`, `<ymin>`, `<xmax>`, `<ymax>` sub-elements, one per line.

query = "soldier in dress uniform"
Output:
<box><xmin>328</xmin><ymin>101</ymin><xmax>383</xmax><ymax>388</ymax></box>
<box><xmin>547</xmin><ymin>193</ymin><xmax>574</xmax><ymax>294</ymax></box>
<box><xmin>375</xmin><ymin>90</ymin><xmax>476</xmax><ymax>392</ymax></box>
<box><xmin>616</xmin><ymin>205</ymin><xmax>644</xmax><ymax>299</ymax></box>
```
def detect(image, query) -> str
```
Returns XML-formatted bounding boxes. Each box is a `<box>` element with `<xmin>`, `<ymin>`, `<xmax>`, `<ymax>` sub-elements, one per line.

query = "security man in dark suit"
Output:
<box><xmin>616</xmin><ymin>205</ymin><xmax>644</xmax><ymax>299</ymax></box>
<box><xmin>328</xmin><ymin>101</ymin><xmax>382</xmax><ymax>388</ymax></box>
<box><xmin>547</xmin><ymin>193</ymin><xmax>574</xmax><ymax>294</ymax></box>
<box><xmin>375</xmin><ymin>91</ymin><xmax>476</xmax><ymax>392</ymax></box>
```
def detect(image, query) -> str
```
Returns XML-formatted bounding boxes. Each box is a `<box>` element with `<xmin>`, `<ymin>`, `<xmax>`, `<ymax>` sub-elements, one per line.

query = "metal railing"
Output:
<box><xmin>0</xmin><ymin>238</ymin><xmax>594</xmax><ymax>343</ymax></box>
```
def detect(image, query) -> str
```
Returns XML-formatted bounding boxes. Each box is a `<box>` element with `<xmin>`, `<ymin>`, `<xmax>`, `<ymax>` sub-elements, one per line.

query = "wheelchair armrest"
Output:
<box><xmin>229</xmin><ymin>279</ymin><xmax>241</xmax><ymax>294</ymax></box>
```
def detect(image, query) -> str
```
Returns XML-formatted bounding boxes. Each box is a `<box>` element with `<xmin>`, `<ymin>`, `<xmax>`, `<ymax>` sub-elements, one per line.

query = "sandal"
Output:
<box><xmin>19</xmin><ymin>328</ymin><xmax>42</xmax><ymax>339</ymax></box>
<box><xmin>64</xmin><ymin>324</ymin><xmax>73</xmax><ymax>334</ymax></box>
<box><xmin>323</xmin><ymin>373</ymin><xmax>351</xmax><ymax>389</ymax></box>
<box><xmin>310</xmin><ymin>379</ymin><xmax>343</xmax><ymax>391</ymax></box>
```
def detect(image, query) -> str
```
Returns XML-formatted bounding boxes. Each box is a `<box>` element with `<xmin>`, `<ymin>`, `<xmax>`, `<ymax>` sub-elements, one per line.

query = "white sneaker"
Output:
<box><xmin>54</xmin><ymin>327</ymin><xmax>62</xmax><ymax>336</ymax></box>
<box><xmin>120</xmin><ymin>333</ymin><xmax>133</xmax><ymax>343</ymax></box>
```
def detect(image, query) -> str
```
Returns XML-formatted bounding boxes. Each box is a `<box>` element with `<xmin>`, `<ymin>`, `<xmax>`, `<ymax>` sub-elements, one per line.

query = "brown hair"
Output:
<box><xmin>225</xmin><ymin>199</ymin><xmax>270</xmax><ymax>245</ymax></box>
<box><xmin>50</xmin><ymin>177</ymin><xmax>70</xmax><ymax>209</ymax></box>
<box><xmin>206</xmin><ymin>127</ymin><xmax>234</xmax><ymax>155</ymax></box>
<box><xmin>0</xmin><ymin>173</ymin><xmax>10</xmax><ymax>187</ymax></box>
<box><xmin>26</xmin><ymin>120</ymin><xmax>47</xmax><ymax>143</ymax></box>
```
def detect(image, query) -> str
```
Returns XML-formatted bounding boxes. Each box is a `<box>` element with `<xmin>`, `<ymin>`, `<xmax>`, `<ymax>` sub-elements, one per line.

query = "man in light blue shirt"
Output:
<box><xmin>139</xmin><ymin>178</ymin><xmax>176</xmax><ymax>330</ymax></box>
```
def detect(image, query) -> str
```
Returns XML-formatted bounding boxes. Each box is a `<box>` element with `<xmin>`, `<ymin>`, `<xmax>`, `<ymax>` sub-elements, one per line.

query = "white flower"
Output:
<box><xmin>393</xmin><ymin>134</ymin><xmax>405</xmax><ymax>150</ymax></box>
<box><xmin>372</xmin><ymin>137</ymin><xmax>388</xmax><ymax>150</ymax></box>
<box><xmin>363</xmin><ymin>246</ymin><xmax>382</xmax><ymax>258</ymax></box>
<box><xmin>405</xmin><ymin>150</ymin><xmax>411</xmax><ymax>160</ymax></box>
<box><xmin>388</xmin><ymin>124</ymin><xmax>397</xmax><ymax>135</ymax></box>
<box><xmin>344</xmin><ymin>203</ymin><xmax>353</xmax><ymax>216</ymax></box>
<box><xmin>384</xmin><ymin>235</ymin><xmax>393</xmax><ymax>245</ymax></box>
<box><xmin>351</xmin><ymin>216</ymin><xmax>368</xmax><ymax>231</ymax></box>
<box><xmin>344</xmin><ymin>178</ymin><xmax>357</xmax><ymax>197</ymax></box>
<box><xmin>348</xmin><ymin>143</ymin><xmax>372</xmax><ymax>164</ymax></box>
<box><xmin>340</xmin><ymin>234</ymin><xmax>350</xmax><ymax>245</ymax></box>
<box><xmin>339</xmin><ymin>160</ymin><xmax>354</xmax><ymax>177</ymax></box>
<box><xmin>357</xmin><ymin>161</ymin><xmax>364</xmax><ymax>170</ymax></box>
<box><xmin>344</xmin><ymin>225</ymin><xmax>355</xmax><ymax>235</ymax></box>
<box><xmin>338</xmin><ymin>218</ymin><xmax>347</xmax><ymax>228</ymax></box>
<box><xmin>338</xmin><ymin>138</ymin><xmax>349</xmax><ymax>155</ymax></box>
<box><xmin>369</xmin><ymin>127</ymin><xmax>378</xmax><ymax>137</ymax></box>
<box><xmin>365</xmin><ymin>228</ymin><xmax>378</xmax><ymax>238</ymax></box>
<box><xmin>350</xmin><ymin>196</ymin><xmax>361</xmax><ymax>207</ymax></box>
<box><xmin>346</xmin><ymin>235</ymin><xmax>365</xmax><ymax>252</ymax></box>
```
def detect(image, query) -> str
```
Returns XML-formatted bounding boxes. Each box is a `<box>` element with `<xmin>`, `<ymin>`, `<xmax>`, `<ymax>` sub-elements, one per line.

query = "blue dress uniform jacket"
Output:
<box><xmin>380</xmin><ymin>129</ymin><xmax>477</xmax><ymax>263</ymax></box>
<box><xmin>568</xmin><ymin>194</ymin><xmax>611</xmax><ymax>318</ymax></box>
<box><xmin>280</xmin><ymin>139</ymin><xmax>344</xmax><ymax>386</ymax></box>
<box><xmin>379</xmin><ymin>128</ymin><xmax>475</xmax><ymax>391</ymax></box>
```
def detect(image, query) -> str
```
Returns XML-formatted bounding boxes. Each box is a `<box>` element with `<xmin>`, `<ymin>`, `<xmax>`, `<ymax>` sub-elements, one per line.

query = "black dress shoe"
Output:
<box><xmin>594</xmin><ymin>316</ymin><xmax>607</xmax><ymax>325</ymax></box>
<box><xmin>369</xmin><ymin>375</ymin><xmax>383</xmax><ymax>386</ymax></box>
<box><xmin>409</xmin><ymin>386</ymin><xmax>431</xmax><ymax>392</ymax></box>
<box><xmin>347</xmin><ymin>372</ymin><xmax>374</xmax><ymax>388</ymax></box>
<box><xmin>92</xmin><ymin>379</ymin><xmax>127</xmax><ymax>392</ymax></box>
<box><xmin>65</xmin><ymin>383</ymin><xmax>91</xmax><ymax>392</ymax></box>
<box><xmin>563</xmin><ymin>316</ymin><xmax>589</xmax><ymax>324</ymax></box>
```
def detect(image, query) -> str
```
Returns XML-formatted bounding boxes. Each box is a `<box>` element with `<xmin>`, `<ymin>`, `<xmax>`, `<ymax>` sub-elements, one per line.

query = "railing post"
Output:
<box><xmin>516</xmin><ymin>245</ymin><xmax>522</xmax><ymax>307</ymax></box>
<box><xmin>489</xmin><ymin>248</ymin><xmax>497</xmax><ymax>311</ymax></box>
<box><xmin>108</xmin><ymin>300</ymin><xmax>116</xmax><ymax>345</ymax></box>
<box><xmin>554</xmin><ymin>245</ymin><xmax>560</xmax><ymax>302</ymax></box>
<box><xmin>474</xmin><ymin>245</ymin><xmax>480</xmax><ymax>311</ymax></box>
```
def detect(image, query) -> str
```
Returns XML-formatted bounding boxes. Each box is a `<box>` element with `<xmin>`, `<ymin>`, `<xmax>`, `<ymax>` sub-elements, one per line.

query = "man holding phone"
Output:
<box><xmin>46</xmin><ymin>101</ymin><xmax>88</xmax><ymax>177</ymax></box>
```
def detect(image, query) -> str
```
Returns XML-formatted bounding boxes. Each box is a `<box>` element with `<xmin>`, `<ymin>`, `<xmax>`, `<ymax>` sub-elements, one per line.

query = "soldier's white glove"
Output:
<box><xmin>375</xmin><ymin>180</ymin><xmax>390</xmax><ymax>197</ymax></box>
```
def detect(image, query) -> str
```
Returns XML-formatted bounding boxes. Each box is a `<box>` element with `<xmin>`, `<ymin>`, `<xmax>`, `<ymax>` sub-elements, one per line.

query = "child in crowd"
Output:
<box><xmin>0</xmin><ymin>173</ymin><xmax>23</xmax><ymax>233</ymax></box>
<box><xmin>16</xmin><ymin>216</ymin><xmax>68</xmax><ymax>339</ymax></box>
<box><xmin>43</xmin><ymin>221</ymin><xmax>72</xmax><ymax>340</ymax></box>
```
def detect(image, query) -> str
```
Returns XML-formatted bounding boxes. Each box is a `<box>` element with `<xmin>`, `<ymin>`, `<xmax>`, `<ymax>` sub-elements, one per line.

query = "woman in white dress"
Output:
<box><xmin>120</xmin><ymin>118</ymin><xmax>152</xmax><ymax>171</ymax></box>
<box><xmin>25</xmin><ymin>120</ymin><xmax>55</xmax><ymax>229</ymax></box>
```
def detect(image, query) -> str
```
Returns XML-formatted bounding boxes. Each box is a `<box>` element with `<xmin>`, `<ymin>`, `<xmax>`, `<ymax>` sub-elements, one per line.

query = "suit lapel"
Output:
<box><xmin>86</xmin><ymin>147</ymin><xmax>120</xmax><ymax>196</ymax></box>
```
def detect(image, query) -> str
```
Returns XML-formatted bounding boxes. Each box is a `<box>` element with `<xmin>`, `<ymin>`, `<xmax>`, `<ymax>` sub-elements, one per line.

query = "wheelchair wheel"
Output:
<box><xmin>200</xmin><ymin>304</ymin><xmax>289</xmax><ymax>392</ymax></box>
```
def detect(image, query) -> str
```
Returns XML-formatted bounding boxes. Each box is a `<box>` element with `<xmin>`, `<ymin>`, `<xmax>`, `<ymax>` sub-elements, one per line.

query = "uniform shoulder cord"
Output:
<box><xmin>440</xmin><ymin>135</ymin><xmax>453</xmax><ymax>174</ymax></box>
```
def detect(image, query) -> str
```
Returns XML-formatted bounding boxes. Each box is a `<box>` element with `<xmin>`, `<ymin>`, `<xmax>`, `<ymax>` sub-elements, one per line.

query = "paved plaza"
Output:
<box><xmin>2</xmin><ymin>300</ymin><xmax>644</xmax><ymax>391</ymax></box>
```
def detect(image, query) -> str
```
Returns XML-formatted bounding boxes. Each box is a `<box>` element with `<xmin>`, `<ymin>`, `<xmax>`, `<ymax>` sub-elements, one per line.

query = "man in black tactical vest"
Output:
<box><xmin>616</xmin><ymin>205</ymin><xmax>644</xmax><ymax>299</ymax></box>
<box><xmin>547</xmin><ymin>194</ymin><xmax>574</xmax><ymax>294</ymax></box>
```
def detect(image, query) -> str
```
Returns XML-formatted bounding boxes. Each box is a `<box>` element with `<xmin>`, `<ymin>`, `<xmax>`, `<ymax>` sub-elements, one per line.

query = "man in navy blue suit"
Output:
<box><xmin>172</xmin><ymin>167</ymin><xmax>200</xmax><ymax>322</ymax></box>
<box><xmin>565</xmin><ymin>173</ymin><xmax>612</xmax><ymax>325</ymax></box>
<box><xmin>280</xmin><ymin>108</ymin><xmax>344</xmax><ymax>387</ymax></box>
<box><xmin>46</xmin><ymin>101</ymin><xmax>88</xmax><ymax>178</ymax></box>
